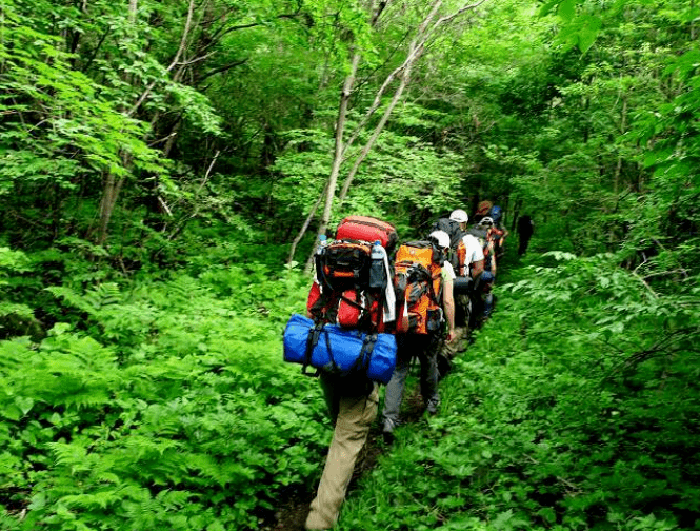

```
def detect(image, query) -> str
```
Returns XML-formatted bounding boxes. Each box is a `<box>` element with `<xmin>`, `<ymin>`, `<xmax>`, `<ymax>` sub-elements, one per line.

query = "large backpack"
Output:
<box><xmin>311</xmin><ymin>216</ymin><xmax>398</xmax><ymax>332</ymax></box>
<box><xmin>432</xmin><ymin>218</ymin><xmax>467</xmax><ymax>276</ymax></box>
<box><xmin>466</xmin><ymin>225</ymin><xmax>490</xmax><ymax>255</ymax></box>
<box><xmin>393</xmin><ymin>241</ymin><xmax>443</xmax><ymax>335</ymax></box>
<box><xmin>284</xmin><ymin>217</ymin><xmax>398</xmax><ymax>382</ymax></box>
<box><xmin>467</xmin><ymin>224</ymin><xmax>497</xmax><ymax>272</ymax></box>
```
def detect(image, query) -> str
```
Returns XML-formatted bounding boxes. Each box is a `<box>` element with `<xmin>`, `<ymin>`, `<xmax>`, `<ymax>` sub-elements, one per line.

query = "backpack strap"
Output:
<box><xmin>302</xmin><ymin>321</ymin><xmax>325</xmax><ymax>377</ymax></box>
<box><xmin>351</xmin><ymin>333</ymin><xmax>378</xmax><ymax>374</ymax></box>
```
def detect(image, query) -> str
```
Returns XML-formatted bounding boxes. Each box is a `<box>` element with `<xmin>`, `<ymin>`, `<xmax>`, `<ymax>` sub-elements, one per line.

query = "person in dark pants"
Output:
<box><xmin>517</xmin><ymin>215</ymin><xmax>534</xmax><ymax>256</ymax></box>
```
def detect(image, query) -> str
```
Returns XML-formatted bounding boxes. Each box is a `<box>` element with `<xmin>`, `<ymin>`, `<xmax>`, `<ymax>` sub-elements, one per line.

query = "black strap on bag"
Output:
<box><xmin>349</xmin><ymin>333</ymin><xmax>377</xmax><ymax>375</ymax></box>
<box><xmin>302</xmin><ymin>321</ymin><xmax>324</xmax><ymax>377</ymax></box>
<box><xmin>302</xmin><ymin>320</ymin><xmax>344</xmax><ymax>377</ymax></box>
<box><xmin>323</xmin><ymin>328</ymin><xmax>341</xmax><ymax>375</ymax></box>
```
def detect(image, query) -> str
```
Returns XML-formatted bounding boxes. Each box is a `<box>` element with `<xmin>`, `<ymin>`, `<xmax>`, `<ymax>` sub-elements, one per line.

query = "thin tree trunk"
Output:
<box><xmin>287</xmin><ymin>182</ymin><xmax>328</xmax><ymax>265</ymax></box>
<box><xmin>338</xmin><ymin>56</ymin><xmax>414</xmax><ymax>203</ymax></box>
<box><xmin>302</xmin><ymin>51</ymin><xmax>362</xmax><ymax>273</ymax></box>
<box><xmin>97</xmin><ymin>168</ymin><xmax>126</xmax><ymax>245</ymax></box>
<box><xmin>128</xmin><ymin>0</ymin><xmax>138</xmax><ymax>23</ymax></box>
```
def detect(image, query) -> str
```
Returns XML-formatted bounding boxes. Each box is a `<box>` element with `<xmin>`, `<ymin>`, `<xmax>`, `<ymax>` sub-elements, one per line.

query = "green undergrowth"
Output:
<box><xmin>0</xmin><ymin>260</ymin><xmax>331</xmax><ymax>530</ymax></box>
<box><xmin>340</xmin><ymin>252</ymin><xmax>699</xmax><ymax>531</ymax></box>
<box><xmin>1</xmin><ymin>245</ymin><xmax>698</xmax><ymax>530</ymax></box>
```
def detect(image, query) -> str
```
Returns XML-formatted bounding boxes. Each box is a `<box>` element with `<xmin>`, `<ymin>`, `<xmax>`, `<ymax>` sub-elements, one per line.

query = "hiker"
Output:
<box><xmin>442</xmin><ymin>209</ymin><xmax>484</xmax><ymax>360</ymax></box>
<box><xmin>490</xmin><ymin>205</ymin><xmax>509</xmax><ymax>260</ymax></box>
<box><xmin>382</xmin><ymin>230</ymin><xmax>456</xmax><ymax>437</ymax></box>
<box><xmin>475</xmin><ymin>216</ymin><xmax>497</xmax><ymax>319</ymax></box>
<box><xmin>517</xmin><ymin>214</ymin><xmax>534</xmax><ymax>256</ymax></box>
<box><xmin>303</xmin><ymin>288</ymin><xmax>379</xmax><ymax>530</ymax></box>
<box><xmin>301</xmin><ymin>217</ymin><xmax>399</xmax><ymax>530</ymax></box>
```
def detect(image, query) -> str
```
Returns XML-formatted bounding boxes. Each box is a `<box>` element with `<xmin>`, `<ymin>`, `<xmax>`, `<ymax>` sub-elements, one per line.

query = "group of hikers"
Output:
<box><xmin>283</xmin><ymin>202</ymin><xmax>534</xmax><ymax>530</ymax></box>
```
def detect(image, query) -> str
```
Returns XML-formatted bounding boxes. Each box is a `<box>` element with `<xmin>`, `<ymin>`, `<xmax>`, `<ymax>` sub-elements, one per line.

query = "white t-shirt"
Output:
<box><xmin>441</xmin><ymin>260</ymin><xmax>456</xmax><ymax>281</ymax></box>
<box><xmin>461</xmin><ymin>234</ymin><xmax>485</xmax><ymax>264</ymax></box>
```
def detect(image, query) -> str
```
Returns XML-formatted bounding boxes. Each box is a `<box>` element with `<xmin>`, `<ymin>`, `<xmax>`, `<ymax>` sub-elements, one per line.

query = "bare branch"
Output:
<box><xmin>287</xmin><ymin>182</ymin><xmax>328</xmax><ymax>266</ymax></box>
<box><xmin>128</xmin><ymin>0</ymin><xmax>196</xmax><ymax>117</ymax></box>
<box><xmin>176</xmin><ymin>52</ymin><xmax>216</xmax><ymax>67</ymax></box>
<box><xmin>198</xmin><ymin>58</ymin><xmax>248</xmax><ymax>83</ymax></box>
<box><xmin>197</xmin><ymin>150</ymin><xmax>220</xmax><ymax>196</ymax></box>
<box><xmin>631</xmin><ymin>271</ymin><xmax>659</xmax><ymax>299</ymax></box>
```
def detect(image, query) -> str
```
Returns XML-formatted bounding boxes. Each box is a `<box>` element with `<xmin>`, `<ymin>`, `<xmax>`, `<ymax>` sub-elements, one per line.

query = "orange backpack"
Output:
<box><xmin>393</xmin><ymin>241</ymin><xmax>443</xmax><ymax>335</ymax></box>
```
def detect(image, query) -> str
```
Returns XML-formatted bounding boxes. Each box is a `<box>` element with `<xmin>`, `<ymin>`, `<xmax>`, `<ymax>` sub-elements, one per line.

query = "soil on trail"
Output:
<box><xmin>268</xmin><ymin>387</ymin><xmax>427</xmax><ymax>531</ymax></box>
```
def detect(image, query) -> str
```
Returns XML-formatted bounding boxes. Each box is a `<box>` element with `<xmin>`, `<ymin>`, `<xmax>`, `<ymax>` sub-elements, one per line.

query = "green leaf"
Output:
<box><xmin>558</xmin><ymin>0</ymin><xmax>576</xmax><ymax>21</ymax></box>
<box><xmin>15</xmin><ymin>396</ymin><xmax>34</xmax><ymax>415</ymax></box>
<box><xmin>577</xmin><ymin>15</ymin><xmax>602</xmax><ymax>54</ymax></box>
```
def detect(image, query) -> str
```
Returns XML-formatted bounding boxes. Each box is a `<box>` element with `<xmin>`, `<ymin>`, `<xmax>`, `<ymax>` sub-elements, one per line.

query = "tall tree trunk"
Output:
<box><xmin>97</xmin><ymin>169</ymin><xmax>126</xmax><ymax>245</ymax></box>
<box><xmin>302</xmin><ymin>51</ymin><xmax>362</xmax><ymax>273</ymax></box>
<box><xmin>290</xmin><ymin>0</ymin><xmax>489</xmax><ymax>269</ymax></box>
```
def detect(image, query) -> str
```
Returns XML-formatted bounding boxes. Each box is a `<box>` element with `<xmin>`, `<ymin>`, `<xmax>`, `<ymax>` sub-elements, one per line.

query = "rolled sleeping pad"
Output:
<box><xmin>453</xmin><ymin>276</ymin><xmax>473</xmax><ymax>294</ymax></box>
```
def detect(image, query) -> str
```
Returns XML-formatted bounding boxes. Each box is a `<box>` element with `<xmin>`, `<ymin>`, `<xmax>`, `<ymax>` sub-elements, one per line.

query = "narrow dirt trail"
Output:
<box><xmin>268</xmin><ymin>386</ymin><xmax>429</xmax><ymax>531</ymax></box>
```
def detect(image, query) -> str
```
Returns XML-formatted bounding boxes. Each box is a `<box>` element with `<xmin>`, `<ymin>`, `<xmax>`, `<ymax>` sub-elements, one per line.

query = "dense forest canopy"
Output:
<box><xmin>1</xmin><ymin>0</ymin><xmax>698</xmax><ymax>265</ymax></box>
<box><xmin>0</xmin><ymin>0</ymin><xmax>698</xmax><ymax>529</ymax></box>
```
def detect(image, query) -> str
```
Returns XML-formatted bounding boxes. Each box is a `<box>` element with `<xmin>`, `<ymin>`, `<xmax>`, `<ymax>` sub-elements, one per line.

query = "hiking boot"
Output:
<box><xmin>382</xmin><ymin>418</ymin><xmax>398</xmax><ymax>443</ymax></box>
<box><xmin>425</xmin><ymin>399</ymin><xmax>440</xmax><ymax>415</ymax></box>
<box><xmin>383</xmin><ymin>417</ymin><xmax>398</xmax><ymax>434</ymax></box>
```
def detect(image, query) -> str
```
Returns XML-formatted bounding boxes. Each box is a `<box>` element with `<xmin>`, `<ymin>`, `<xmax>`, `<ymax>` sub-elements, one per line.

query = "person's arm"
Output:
<box><xmin>472</xmin><ymin>258</ymin><xmax>484</xmax><ymax>277</ymax></box>
<box><xmin>487</xmin><ymin>240</ymin><xmax>497</xmax><ymax>275</ymax></box>
<box><xmin>443</xmin><ymin>277</ymin><xmax>456</xmax><ymax>340</ymax></box>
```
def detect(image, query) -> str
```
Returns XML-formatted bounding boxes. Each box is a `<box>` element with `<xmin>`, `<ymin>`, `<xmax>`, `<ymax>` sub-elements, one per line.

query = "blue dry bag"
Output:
<box><xmin>283</xmin><ymin>314</ymin><xmax>397</xmax><ymax>383</ymax></box>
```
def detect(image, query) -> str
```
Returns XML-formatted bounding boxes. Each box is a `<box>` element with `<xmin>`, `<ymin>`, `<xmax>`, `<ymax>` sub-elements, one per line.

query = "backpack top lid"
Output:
<box><xmin>476</xmin><ymin>200</ymin><xmax>493</xmax><ymax>216</ymax></box>
<box><xmin>336</xmin><ymin>215</ymin><xmax>398</xmax><ymax>253</ymax></box>
<box><xmin>491</xmin><ymin>205</ymin><xmax>502</xmax><ymax>222</ymax></box>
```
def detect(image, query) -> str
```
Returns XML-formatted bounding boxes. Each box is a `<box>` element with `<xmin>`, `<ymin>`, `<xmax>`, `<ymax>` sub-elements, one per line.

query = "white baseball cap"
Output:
<box><xmin>449</xmin><ymin>209</ymin><xmax>468</xmax><ymax>223</ymax></box>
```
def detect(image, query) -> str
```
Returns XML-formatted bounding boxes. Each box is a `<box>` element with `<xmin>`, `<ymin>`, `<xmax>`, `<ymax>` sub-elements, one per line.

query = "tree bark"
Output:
<box><xmin>302</xmin><ymin>50</ymin><xmax>362</xmax><ymax>273</ymax></box>
<box><xmin>338</xmin><ymin>0</ymin><xmax>488</xmax><ymax>203</ymax></box>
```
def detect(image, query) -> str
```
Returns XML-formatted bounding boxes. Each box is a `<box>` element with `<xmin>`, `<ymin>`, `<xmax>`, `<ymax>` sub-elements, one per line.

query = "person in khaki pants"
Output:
<box><xmin>305</xmin><ymin>373</ymin><xmax>378</xmax><ymax>530</ymax></box>
<box><xmin>303</xmin><ymin>281</ymin><xmax>381</xmax><ymax>530</ymax></box>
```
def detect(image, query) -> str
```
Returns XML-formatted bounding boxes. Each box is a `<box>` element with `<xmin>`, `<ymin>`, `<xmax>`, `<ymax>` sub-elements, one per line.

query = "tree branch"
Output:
<box><xmin>128</xmin><ymin>0</ymin><xmax>196</xmax><ymax>117</ymax></box>
<box><xmin>198</xmin><ymin>58</ymin><xmax>248</xmax><ymax>83</ymax></box>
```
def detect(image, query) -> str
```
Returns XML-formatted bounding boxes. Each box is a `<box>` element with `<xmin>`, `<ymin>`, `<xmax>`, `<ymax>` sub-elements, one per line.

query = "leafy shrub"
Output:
<box><xmin>0</xmin><ymin>263</ymin><xmax>330</xmax><ymax>530</ymax></box>
<box><xmin>339</xmin><ymin>252</ymin><xmax>699</xmax><ymax>530</ymax></box>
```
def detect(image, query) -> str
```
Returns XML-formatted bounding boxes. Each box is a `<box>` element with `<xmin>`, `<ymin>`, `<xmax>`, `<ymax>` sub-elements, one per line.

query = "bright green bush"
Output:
<box><xmin>339</xmin><ymin>252</ymin><xmax>699</xmax><ymax>531</ymax></box>
<box><xmin>0</xmin><ymin>263</ymin><xmax>330</xmax><ymax>530</ymax></box>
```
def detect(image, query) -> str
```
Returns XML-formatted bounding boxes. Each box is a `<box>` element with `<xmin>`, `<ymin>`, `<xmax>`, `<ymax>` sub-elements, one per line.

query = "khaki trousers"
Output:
<box><xmin>305</xmin><ymin>375</ymin><xmax>379</xmax><ymax>530</ymax></box>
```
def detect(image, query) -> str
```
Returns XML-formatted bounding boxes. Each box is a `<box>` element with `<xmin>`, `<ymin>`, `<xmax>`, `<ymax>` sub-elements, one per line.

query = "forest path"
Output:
<box><xmin>268</xmin><ymin>383</ymin><xmax>432</xmax><ymax>531</ymax></box>
<box><xmin>268</xmin><ymin>249</ymin><xmax>523</xmax><ymax>530</ymax></box>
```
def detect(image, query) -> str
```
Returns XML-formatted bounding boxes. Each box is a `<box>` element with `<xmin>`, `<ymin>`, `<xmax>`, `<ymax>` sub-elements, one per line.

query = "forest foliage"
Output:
<box><xmin>0</xmin><ymin>0</ymin><xmax>699</xmax><ymax>528</ymax></box>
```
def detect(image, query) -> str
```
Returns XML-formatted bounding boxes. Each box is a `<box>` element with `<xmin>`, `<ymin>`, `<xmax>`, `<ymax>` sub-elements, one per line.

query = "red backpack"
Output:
<box><xmin>308</xmin><ymin>216</ymin><xmax>397</xmax><ymax>333</ymax></box>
